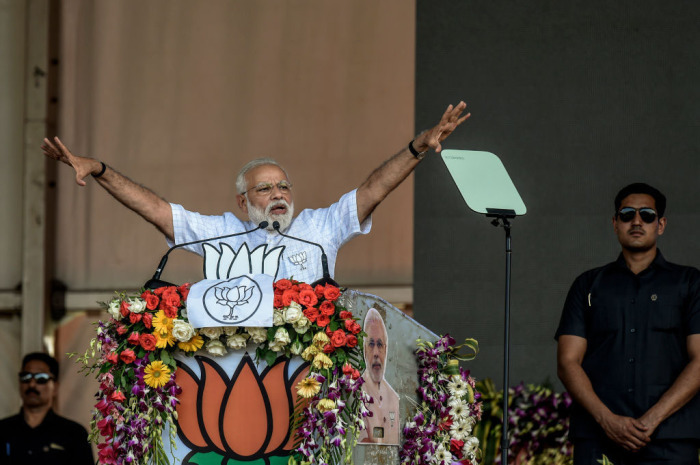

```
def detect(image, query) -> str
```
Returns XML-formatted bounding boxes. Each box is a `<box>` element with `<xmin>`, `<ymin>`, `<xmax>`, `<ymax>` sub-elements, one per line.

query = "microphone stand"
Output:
<box><xmin>143</xmin><ymin>221</ymin><xmax>269</xmax><ymax>290</ymax></box>
<box><xmin>272</xmin><ymin>221</ymin><xmax>339</xmax><ymax>288</ymax></box>
<box><xmin>487</xmin><ymin>208</ymin><xmax>515</xmax><ymax>461</ymax></box>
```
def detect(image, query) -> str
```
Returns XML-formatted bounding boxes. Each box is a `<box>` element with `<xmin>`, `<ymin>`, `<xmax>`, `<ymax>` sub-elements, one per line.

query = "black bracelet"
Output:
<box><xmin>408</xmin><ymin>140</ymin><xmax>427</xmax><ymax>159</ymax></box>
<box><xmin>92</xmin><ymin>161</ymin><xmax>107</xmax><ymax>178</ymax></box>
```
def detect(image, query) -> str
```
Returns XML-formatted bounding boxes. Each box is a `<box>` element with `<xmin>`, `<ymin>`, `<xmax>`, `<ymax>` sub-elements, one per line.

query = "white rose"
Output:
<box><xmin>107</xmin><ymin>300</ymin><xmax>121</xmax><ymax>319</ymax></box>
<box><xmin>268</xmin><ymin>341</ymin><xmax>284</xmax><ymax>353</ymax></box>
<box><xmin>199</xmin><ymin>327</ymin><xmax>223</xmax><ymax>340</ymax></box>
<box><xmin>273</xmin><ymin>327</ymin><xmax>291</xmax><ymax>346</ymax></box>
<box><xmin>205</xmin><ymin>339</ymin><xmax>227</xmax><ymax>356</ymax></box>
<box><xmin>273</xmin><ymin>309</ymin><xmax>285</xmax><ymax>326</ymax></box>
<box><xmin>172</xmin><ymin>319</ymin><xmax>196</xmax><ymax>342</ymax></box>
<box><xmin>223</xmin><ymin>327</ymin><xmax>238</xmax><ymax>336</ymax></box>
<box><xmin>226</xmin><ymin>334</ymin><xmax>249</xmax><ymax>350</ymax></box>
<box><xmin>284</xmin><ymin>304</ymin><xmax>303</xmax><ymax>324</ymax></box>
<box><xmin>246</xmin><ymin>327</ymin><xmax>268</xmax><ymax>344</ymax></box>
<box><xmin>128</xmin><ymin>298</ymin><xmax>147</xmax><ymax>314</ymax></box>
<box><xmin>293</xmin><ymin>316</ymin><xmax>311</xmax><ymax>334</ymax></box>
<box><xmin>289</xmin><ymin>340</ymin><xmax>304</xmax><ymax>355</ymax></box>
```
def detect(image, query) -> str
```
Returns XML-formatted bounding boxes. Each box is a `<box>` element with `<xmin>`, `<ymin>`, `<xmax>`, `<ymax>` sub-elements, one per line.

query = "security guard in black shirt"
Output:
<box><xmin>556</xmin><ymin>183</ymin><xmax>700</xmax><ymax>464</ymax></box>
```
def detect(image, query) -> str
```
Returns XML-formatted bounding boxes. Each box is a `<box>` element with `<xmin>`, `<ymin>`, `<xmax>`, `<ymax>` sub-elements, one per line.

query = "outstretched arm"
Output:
<box><xmin>557</xmin><ymin>335</ymin><xmax>651</xmax><ymax>451</ymax></box>
<box><xmin>637</xmin><ymin>334</ymin><xmax>700</xmax><ymax>435</ymax></box>
<box><xmin>356</xmin><ymin>101</ymin><xmax>470</xmax><ymax>224</ymax></box>
<box><xmin>42</xmin><ymin>137</ymin><xmax>175</xmax><ymax>241</ymax></box>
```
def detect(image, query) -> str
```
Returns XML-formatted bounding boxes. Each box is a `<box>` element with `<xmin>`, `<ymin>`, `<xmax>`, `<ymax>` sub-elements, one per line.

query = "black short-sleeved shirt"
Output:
<box><xmin>0</xmin><ymin>409</ymin><xmax>94</xmax><ymax>465</ymax></box>
<box><xmin>555</xmin><ymin>251</ymin><xmax>700</xmax><ymax>439</ymax></box>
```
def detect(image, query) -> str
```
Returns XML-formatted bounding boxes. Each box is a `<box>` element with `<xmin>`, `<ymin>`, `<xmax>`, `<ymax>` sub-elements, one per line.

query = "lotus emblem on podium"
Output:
<box><xmin>202</xmin><ymin>276</ymin><xmax>262</xmax><ymax>325</ymax></box>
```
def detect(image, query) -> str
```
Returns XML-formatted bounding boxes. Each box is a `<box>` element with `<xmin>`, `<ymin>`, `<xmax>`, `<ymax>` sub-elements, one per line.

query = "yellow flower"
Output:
<box><xmin>144</xmin><ymin>361</ymin><xmax>171</xmax><ymax>388</ymax></box>
<box><xmin>312</xmin><ymin>332</ymin><xmax>330</xmax><ymax>349</ymax></box>
<box><xmin>296</xmin><ymin>377</ymin><xmax>321</xmax><ymax>398</ymax></box>
<box><xmin>301</xmin><ymin>345</ymin><xmax>319</xmax><ymax>361</ymax></box>
<box><xmin>317</xmin><ymin>398</ymin><xmax>336</xmax><ymax>412</ymax></box>
<box><xmin>153</xmin><ymin>310</ymin><xmax>174</xmax><ymax>336</ymax></box>
<box><xmin>155</xmin><ymin>331</ymin><xmax>176</xmax><ymax>348</ymax></box>
<box><xmin>312</xmin><ymin>353</ymin><xmax>333</xmax><ymax>370</ymax></box>
<box><xmin>178</xmin><ymin>334</ymin><xmax>204</xmax><ymax>353</ymax></box>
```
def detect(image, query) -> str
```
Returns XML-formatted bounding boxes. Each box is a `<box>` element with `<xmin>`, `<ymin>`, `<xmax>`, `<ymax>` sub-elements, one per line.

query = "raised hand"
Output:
<box><xmin>413</xmin><ymin>101</ymin><xmax>471</xmax><ymax>153</ymax></box>
<box><xmin>42</xmin><ymin>137</ymin><xmax>102</xmax><ymax>186</ymax></box>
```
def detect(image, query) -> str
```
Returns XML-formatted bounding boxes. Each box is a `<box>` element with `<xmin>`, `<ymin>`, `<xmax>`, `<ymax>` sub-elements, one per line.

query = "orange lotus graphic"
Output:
<box><xmin>175</xmin><ymin>354</ymin><xmax>309</xmax><ymax>465</ymax></box>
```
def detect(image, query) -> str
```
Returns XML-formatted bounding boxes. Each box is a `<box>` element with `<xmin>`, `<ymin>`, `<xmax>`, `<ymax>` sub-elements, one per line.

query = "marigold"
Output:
<box><xmin>178</xmin><ymin>334</ymin><xmax>204</xmax><ymax>353</ymax></box>
<box><xmin>144</xmin><ymin>361</ymin><xmax>171</xmax><ymax>388</ymax></box>
<box><xmin>152</xmin><ymin>310</ymin><xmax>173</xmax><ymax>336</ymax></box>
<box><xmin>155</xmin><ymin>331</ymin><xmax>176</xmax><ymax>348</ymax></box>
<box><xmin>312</xmin><ymin>353</ymin><xmax>333</xmax><ymax>370</ymax></box>
<box><xmin>317</xmin><ymin>398</ymin><xmax>336</xmax><ymax>412</ymax></box>
<box><xmin>296</xmin><ymin>377</ymin><xmax>321</xmax><ymax>398</ymax></box>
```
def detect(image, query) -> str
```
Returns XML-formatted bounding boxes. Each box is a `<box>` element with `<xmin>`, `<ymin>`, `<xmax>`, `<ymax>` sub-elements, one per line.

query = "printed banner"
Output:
<box><xmin>186</xmin><ymin>275</ymin><xmax>274</xmax><ymax>328</ymax></box>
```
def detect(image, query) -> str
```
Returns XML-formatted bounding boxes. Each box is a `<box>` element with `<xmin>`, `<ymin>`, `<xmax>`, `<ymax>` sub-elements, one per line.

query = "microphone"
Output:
<box><xmin>272</xmin><ymin>221</ymin><xmax>339</xmax><ymax>288</ymax></box>
<box><xmin>144</xmin><ymin>221</ymin><xmax>269</xmax><ymax>290</ymax></box>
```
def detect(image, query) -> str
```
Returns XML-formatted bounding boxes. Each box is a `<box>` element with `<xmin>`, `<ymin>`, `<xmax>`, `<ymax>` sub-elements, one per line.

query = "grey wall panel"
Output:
<box><xmin>415</xmin><ymin>1</ymin><xmax>700</xmax><ymax>389</ymax></box>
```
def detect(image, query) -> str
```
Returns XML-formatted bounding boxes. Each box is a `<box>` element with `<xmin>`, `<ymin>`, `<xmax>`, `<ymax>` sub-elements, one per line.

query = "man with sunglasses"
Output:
<box><xmin>556</xmin><ymin>183</ymin><xmax>700</xmax><ymax>464</ymax></box>
<box><xmin>0</xmin><ymin>353</ymin><xmax>93</xmax><ymax>465</ymax></box>
<box><xmin>42</xmin><ymin>102</ymin><xmax>469</xmax><ymax>283</ymax></box>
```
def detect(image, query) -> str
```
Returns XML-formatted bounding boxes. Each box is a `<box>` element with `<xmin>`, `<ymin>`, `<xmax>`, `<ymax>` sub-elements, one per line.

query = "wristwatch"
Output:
<box><xmin>408</xmin><ymin>140</ymin><xmax>427</xmax><ymax>160</ymax></box>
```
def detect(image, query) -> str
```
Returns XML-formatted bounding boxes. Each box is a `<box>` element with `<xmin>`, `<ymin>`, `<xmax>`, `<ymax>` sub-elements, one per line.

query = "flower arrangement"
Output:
<box><xmin>400</xmin><ymin>334</ymin><xmax>482</xmax><ymax>465</ymax></box>
<box><xmin>76</xmin><ymin>279</ymin><xmax>369</xmax><ymax>465</ymax></box>
<box><xmin>473</xmin><ymin>379</ymin><xmax>573</xmax><ymax>465</ymax></box>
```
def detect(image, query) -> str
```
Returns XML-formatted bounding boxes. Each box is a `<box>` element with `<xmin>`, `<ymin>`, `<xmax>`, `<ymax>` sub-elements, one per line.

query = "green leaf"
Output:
<box><xmin>267</xmin><ymin>327</ymin><xmax>277</xmax><ymax>340</ymax></box>
<box><xmin>265</xmin><ymin>350</ymin><xmax>278</xmax><ymax>367</ymax></box>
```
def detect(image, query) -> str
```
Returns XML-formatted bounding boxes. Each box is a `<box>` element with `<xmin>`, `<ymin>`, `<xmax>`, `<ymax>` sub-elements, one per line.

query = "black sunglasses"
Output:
<box><xmin>19</xmin><ymin>372</ymin><xmax>54</xmax><ymax>384</ymax></box>
<box><xmin>617</xmin><ymin>207</ymin><xmax>657</xmax><ymax>224</ymax></box>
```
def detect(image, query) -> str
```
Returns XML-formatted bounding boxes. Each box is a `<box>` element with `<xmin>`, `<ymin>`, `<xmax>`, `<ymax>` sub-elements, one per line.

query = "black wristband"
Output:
<box><xmin>408</xmin><ymin>140</ymin><xmax>427</xmax><ymax>159</ymax></box>
<box><xmin>92</xmin><ymin>161</ymin><xmax>107</xmax><ymax>178</ymax></box>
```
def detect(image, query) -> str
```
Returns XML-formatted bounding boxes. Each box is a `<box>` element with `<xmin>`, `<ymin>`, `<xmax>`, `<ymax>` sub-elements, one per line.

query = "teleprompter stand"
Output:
<box><xmin>441</xmin><ymin>150</ymin><xmax>527</xmax><ymax>462</ymax></box>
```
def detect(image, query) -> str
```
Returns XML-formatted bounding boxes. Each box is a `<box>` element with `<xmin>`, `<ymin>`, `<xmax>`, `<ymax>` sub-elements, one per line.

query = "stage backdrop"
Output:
<box><xmin>414</xmin><ymin>0</ymin><xmax>700</xmax><ymax>389</ymax></box>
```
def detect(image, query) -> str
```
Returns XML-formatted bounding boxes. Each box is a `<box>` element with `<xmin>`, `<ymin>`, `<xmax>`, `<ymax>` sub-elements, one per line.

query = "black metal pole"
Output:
<box><xmin>501</xmin><ymin>217</ymin><xmax>512</xmax><ymax>462</ymax></box>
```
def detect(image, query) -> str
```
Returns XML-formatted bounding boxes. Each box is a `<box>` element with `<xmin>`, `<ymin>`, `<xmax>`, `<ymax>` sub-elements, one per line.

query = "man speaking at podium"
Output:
<box><xmin>43</xmin><ymin>102</ymin><xmax>469</xmax><ymax>283</ymax></box>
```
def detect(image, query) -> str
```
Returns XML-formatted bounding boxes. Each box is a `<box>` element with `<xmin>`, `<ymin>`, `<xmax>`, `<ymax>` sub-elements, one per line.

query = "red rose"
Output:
<box><xmin>303</xmin><ymin>307</ymin><xmax>319</xmax><ymax>323</ymax></box>
<box><xmin>163</xmin><ymin>305</ymin><xmax>178</xmax><ymax>318</ymax></box>
<box><xmin>342</xmin><ymin>363</ymin><xmax>354</xmax><ymax>376</ymax></box>
<box><xmin>282</xmin><ymin>289</ymin><xmax>299</xmax><ymax>307</ymax></box>
<box><xmin>273</xmin><ymin>294</ymin><xmax>283</xmax><ymax>308</ymax></box>
<box><xmin>119</xmin><ymin>349</ymin><xmax>136</xmax><ymax>364</ymax></box>
<box><xmin>352</xmin><ymin>369</ymin><xmax>360</xmax><ymax>380</ymax></box>
<box><xmin>116</xmin><ymin>324</ymin><xmax>128</xmax><ymax>335</ymax></box>
<box><xmin>450</xmin><ymin>439</ymin><xmax>465</xmax><ymax>457</ymax></box>
<box><xmin>177</xmin><ymin>284</ymin><xmax>190</xmax><ymax>300</ymax></box>
<box><xmin>298</xmin><ymin>289</ymin><xmax>318</xmax><ymax>307</ymax></box>
<box><xmin>323</xmin><ymin>344</ymin><xmax>334</xmax><ymax>354</ymax></box>
<box><xmin>162</xmin><ymin>292</ymin><xmax>181</xmax><ymax>309</ymax></box>
<box><xmin>323</xmin><ymin>285</ymin><xmax>341</xmax><ymax>301</ymax></box>
<box><xmin>316</xmin><ymin>314</ymin><xmax>330</xmax><ymax>327</ymax></box>
<box><xmin>339</xmin><ymin>311</ymin><xmax>353</xmax><ymax>319</ymax></box>
<box><xmin>344</xmin><ymin>319</ymin><xmax>355</xmax><ymax>332</ymax></box>
<box><xmin>110</xmin><ymin>390</ymin><xmax>126</xmax><ymax>403</ymax></box>
<box><xmin>319</xmin><ymin>300</ymin><xmax>335</xmax><ymax>316</ymax></box>
<box><xmin>127</xmin><ymin>332</ymin><xmax>140</xmax><ymax>345</ymax></box>
<box><xmin>325</xmin><ymin>325</ymin><xmax>333</xmax><ymax>337</ymax></box>
<box><xmin>106</xmin><ymin>352</ymin><xmax>119</xmax><ymax>364</ymax></box>
<box><xmin>314</xmin><ymin>284</ymin><xmax>325</xmax><ymax>299</ymax></box>
<box><xmin>153</xmin><ymin>287</ymin><xmax>166</xmax><ymax>296</ymax></box>
<box><xmin>120</xmin><ymin>300</ymin><xmax>130</xmax><ymax>317</ymax></box>
<box><xmin>144</xmin><ymin>293</ymin><xmax>159</xmax><ymax>310</ymax></box>
<box><xmin>142</xmin><ymin>312</ymin><xmax>153</xmax><ymax>329</ymax></box>
<box><xmin>139</xmin><ymin>333</ymin><xmax>157</xmax><ymax>351</ymax></box>
<box><xmin>129</xmin><ymin>312</ymin><xmax>142</xmax><ymax>324</ymax></box>
<box><xmin>350</xmin><ymin>321</ymin><xmax>361</xmax><ymax>335</ymax></box>
<box><xmin>275</xmin><ymin>279</ymin><xmax>293</xmax><ymax>291</ymax></box>
<box><xmin>298</xmin><ymin>283</ymin><xmax>313</xmax><ymax>291</ymax></box>
<box><xmin>331</xmin><ymin>329</ymin><xmax>347</xmax><ymax>348</ymax></box>
<box><xmin>346</xmin><ymin>334</ymin><xmax>358</xmax><ymax>348</ymax></box>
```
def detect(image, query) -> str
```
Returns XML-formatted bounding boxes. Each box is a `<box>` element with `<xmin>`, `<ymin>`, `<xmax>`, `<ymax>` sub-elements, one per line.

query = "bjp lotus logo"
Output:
<box><xmin>175</xmin><ymin>354</ymin><xmax>308</xmax><ymax>465</ymax></box>
<box><xmin>203</xmin><ymin>243</ymin><xmax>285</xmax><ymax>280</ymax></box>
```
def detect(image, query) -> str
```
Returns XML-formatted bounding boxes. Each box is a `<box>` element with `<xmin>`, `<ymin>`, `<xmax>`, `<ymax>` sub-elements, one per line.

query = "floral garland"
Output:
<box><xmin>76</xmin><ymin>279</ymin><xmax>370</xmax><ymax>465</ymax></box>
<box><xmin>474</xmin><ymin>379</ymin><xmax>573</xmax><ymax>465</ymax></box>
<box><xmin>400</xmin><ymin>335</ymin><xmax>482</xmax><ymax>465</ymax></box>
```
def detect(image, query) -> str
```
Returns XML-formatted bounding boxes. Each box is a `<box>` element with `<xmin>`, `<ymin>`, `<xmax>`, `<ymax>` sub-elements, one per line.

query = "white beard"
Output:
<box><xmin>248</xmin><ymin>199</ymin><xmax>295</xmax><ymax>232</ymax></box>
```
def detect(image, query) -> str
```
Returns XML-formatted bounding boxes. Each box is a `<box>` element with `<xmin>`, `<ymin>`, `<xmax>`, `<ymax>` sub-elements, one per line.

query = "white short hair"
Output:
<box><xmin>235</xmin><ymin>158</ymin><xmax>290</xmax><ymax>194</ymax></box>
